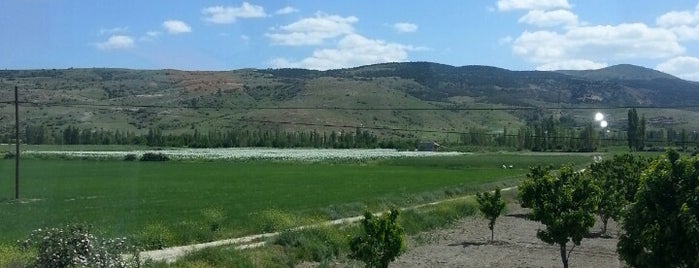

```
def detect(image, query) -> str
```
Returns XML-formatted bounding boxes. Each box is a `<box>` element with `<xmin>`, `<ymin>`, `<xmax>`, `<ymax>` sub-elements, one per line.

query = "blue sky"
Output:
<box><xmin>1</xmin><ymin>0</ymin><xmax>699</xmax><ymax>80</ymax></box>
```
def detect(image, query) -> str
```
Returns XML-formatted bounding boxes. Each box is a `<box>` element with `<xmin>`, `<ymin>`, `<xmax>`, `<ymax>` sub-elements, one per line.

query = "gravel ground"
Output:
<box><xmin>390</xmin><ymin>205</ymin><xmax>622</xmax><ymax>268</ymax></box>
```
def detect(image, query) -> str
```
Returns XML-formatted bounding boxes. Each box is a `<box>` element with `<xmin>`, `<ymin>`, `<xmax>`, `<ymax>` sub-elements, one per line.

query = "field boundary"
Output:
<box><xmin>138</xmin><ymin>186</ymin><xmax>518</xmax><ymax>264</ymax></box>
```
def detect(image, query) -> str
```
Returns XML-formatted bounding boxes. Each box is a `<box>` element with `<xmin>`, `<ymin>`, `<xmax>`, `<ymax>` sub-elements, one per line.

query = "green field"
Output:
<box><xmin>0</xmin><ymin>153</ymin><xmax>593</xmax><ymax>246</ymax></box>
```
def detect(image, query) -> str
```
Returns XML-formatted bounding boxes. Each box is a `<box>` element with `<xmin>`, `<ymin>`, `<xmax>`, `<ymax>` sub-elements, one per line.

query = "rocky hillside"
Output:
<box><xmin>1</xmin><ymin>62</ymin><xmax>698</xmax><ymax>141</ymax></box>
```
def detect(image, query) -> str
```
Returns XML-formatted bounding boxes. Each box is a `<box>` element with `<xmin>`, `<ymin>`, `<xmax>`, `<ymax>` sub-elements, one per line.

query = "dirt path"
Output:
<box><xmin>392</xmin><ymin>204</ymin><xmax>622</xmax><ymax>268</ymax></box>
<box><xmin>143</xmin><ymin>186</ymin><xmax>624</xmax><ymax>267</ymax></box>
<box><xmin>139</xmin><ymin>187</ymin><xmax>520</xmax><ymax>264</ymax></box>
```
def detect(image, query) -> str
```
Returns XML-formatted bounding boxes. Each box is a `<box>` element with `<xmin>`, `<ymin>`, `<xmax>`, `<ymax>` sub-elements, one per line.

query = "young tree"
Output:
<box><xmin>476</xmin><ymin>188</ymin><xmax>506</xmax><ymax>242</ymax></box>
<box><xmin>349</xmin><ymin>209</ymin><xmax>406</xmax><ymax>268</ymax></box>
<box><xmin>588</xmin><ymin>154</ymin><xmax>646</xmax><ymax>234</ymax></box>
<box><xmin>519</xmin><ymin>166</ymin><xmax>599</xmax><ymax>268</ymax></box>
<box><xmin>618</xmin><ymin>150</ymin><xmax>699</xmax><ymax>267</ymax></box>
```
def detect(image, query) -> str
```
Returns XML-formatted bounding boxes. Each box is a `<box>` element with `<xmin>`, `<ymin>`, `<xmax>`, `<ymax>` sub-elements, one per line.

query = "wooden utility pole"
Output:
<box><xmin>14</xmin><ymin>85</ymin><xmax>19</xmax><ymax>199</ymax></box>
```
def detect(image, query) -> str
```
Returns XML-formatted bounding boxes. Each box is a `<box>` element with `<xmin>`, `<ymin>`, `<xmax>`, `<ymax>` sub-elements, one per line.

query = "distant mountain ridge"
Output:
<box><xmin>1</xmin><ymin>62</ymin><xmax>699</xmax><ymax>140</ymax></box>
<box><xmin>556</xmin><ymin>64</ymin><xmax>679</xmax><ymax>81</ymax></box>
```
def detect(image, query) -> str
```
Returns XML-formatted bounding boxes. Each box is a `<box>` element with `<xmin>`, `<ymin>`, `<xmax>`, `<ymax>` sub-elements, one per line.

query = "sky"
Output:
<box><xmin>1</xmin><ymin>0</ymin><xmax>699</xmax><ymax>80</ymax></box>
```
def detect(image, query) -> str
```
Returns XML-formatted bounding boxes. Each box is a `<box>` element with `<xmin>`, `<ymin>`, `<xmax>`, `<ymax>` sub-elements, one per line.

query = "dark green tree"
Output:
<box><xmin>617</xmin><ymin>150</ymin><xmax>699</xmax><ymax>267</ymax></box>
<box><xmin>588</xmin><ymin>154</ymin><xmax>645</xmax><ymax>234</ymax></box>
<box><xmin>476</xmin><ymin>188</ymin><xmax>507</xmax><ymax>242</ymax></box>
<box><xmin>349</xmin><ymin>209</ymin><xmax>406</xmax><ymax>268</ymax></box>
<box><xmin>519</xmin><ymin>166</ymin><xmax>599</xmax><ymax>268</ymax></box>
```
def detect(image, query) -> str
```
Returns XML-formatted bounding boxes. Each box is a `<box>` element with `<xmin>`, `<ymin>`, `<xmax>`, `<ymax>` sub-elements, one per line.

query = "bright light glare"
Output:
<box><xmin>594</xmin><ymin>112</ymin><xmax>604</xmax><ymax>121</ymax></box>
<box><xmin>600</xmin><ymin>120</ymin><xmax>608</xmax><ymax>128</ymax></box>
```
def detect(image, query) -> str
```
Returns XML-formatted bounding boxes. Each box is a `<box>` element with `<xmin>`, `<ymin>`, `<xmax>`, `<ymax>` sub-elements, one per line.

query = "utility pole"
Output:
<box><xmin>14</xmin><ymin>85</ymin><xmax>19</xmax><ymax>200</ymax></box>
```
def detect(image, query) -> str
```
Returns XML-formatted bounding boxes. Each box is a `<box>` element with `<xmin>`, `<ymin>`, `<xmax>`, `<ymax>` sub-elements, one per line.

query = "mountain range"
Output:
<box><xmin>1</xmin><ymin>62</ymin><xmax>698</xmax><ymax>141</ymax></box>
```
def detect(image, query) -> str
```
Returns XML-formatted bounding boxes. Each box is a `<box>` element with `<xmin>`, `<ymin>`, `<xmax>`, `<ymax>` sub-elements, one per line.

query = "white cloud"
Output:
<box><xmin>99</xmin><ymin>27</ymin><xmax>128</xmax><ymax>36</ymax></box>
<box><xmin>271</xmin><ymin>34</ymin><xmax>416</xmax><ymax>70</ymax></box>
<box><xmin>512</xmin><ymin>23</ymin><xmax>684</xmax><ymax>69</ymax></box>
<box><xmin>275</xmin><ymin>6</ymin><xmax>299</xmax><ymax>15</ymax></box>
<box><xmin>162</xmin><ymin>20</ymin><xmax>192</xmax><ymax>34</ymax></box>
<box><xmin>497</xmin><ymin>0</ymin><xmax>571</xmax><ymax>11</ymax></box>
<box><xmin>656</xmin><ymin>5</ymin><xmax>699</xmax><ymax>40</ymax></box>
<box><xmin>656</xmin><ymin>56</ymin><xmax>699</xmax><ymax>81</ymax></box>
<box><xmin>95</xmin><ymin>35</ymin><xmax>135</xmax><ymax>50</ymax></box>
<box><xmin>518</xmin><ymin>9</ymin><xmax>578</xmax><ymax>27</ymax></box>
<box><xmin>202</xmin><ymin>2</ymin><xmax>267</xmax><ymax>24</ymax></box>
<box><xmin>393</xmin><ymin>22</ymin><xmax>418</xmax><ymax>33</ymax></box>
<box><xmin>266</xmin><ymin>13</ymin><xmax>358</xmax><ymax>46</ymax></box>
<box><xmin>139</xmin><ymin>31</ymin><xmax>161</xmax><ymax>42</ymax></box>
<box><xmin>657</xmin><ymin>11</ymin><xmax>698</xmax><ymax>27</ymax></box>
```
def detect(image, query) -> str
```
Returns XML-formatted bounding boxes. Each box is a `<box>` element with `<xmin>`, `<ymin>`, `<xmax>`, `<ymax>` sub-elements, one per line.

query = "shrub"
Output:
<box><xmin>123</xmin><ymin>154</ymin><xmax>138</xmax><ymax>161</ymax></box>
<box><xmin>201</xmin><ymin>208</ymin><xmax>225</xmax><ymax>232</ymax></box>
<box><xmin>0</xmin><ymin>244</ymin><xmax>32</xmax><ymax>268</ymax></box>
<box><xmin>140</xmin><ymin>152</ymin><xmax>169</xmax><ymax>161</ymax></box>
<box><xmin>256</xmin><ymin>209</ymin><xmax>297</xmax><ymax>233</ymax></box>
<box><xmin>137</xmin><ymin>224</ymin><xmax>174</xmax><ymax>250</ymax></box>
<box><xmin>18</xmin><ymin>224</ymin><xmax>138</xmax><ymax>268</ymax></box>
<box><xmin>349</xmin><ymin>209</ymin><xmax>405</xmax><ymax>268</ymax></box>
<box><xmin>275</xmin><ymin>227</ymin><xmax>346</xmax><ymax>263</ymax></box>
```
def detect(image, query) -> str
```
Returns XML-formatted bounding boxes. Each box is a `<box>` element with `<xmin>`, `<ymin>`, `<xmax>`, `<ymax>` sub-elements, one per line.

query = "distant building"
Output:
<box><xmin>417</xmin><ymin>141</ymin><xmax>441</xmax><ymax>151</ymax></box>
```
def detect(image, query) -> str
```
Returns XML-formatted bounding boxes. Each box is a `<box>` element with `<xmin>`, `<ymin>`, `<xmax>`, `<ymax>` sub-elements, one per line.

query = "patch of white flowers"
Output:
<box><xmin>25</xmin><ymin>148</ymin><xmax>465</xmax><ymax>161</ymax></box>
<box><xmin>19</xmin><ymin>224</ymin><xmax>138</xmax><ymax>267</ymax></box>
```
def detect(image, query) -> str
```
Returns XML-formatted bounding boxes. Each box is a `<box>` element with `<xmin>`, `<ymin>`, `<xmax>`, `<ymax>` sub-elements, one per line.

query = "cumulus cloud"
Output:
<box><xmin>393</xmin><ymin>22</ymin><xmax>418</xmax><ymax>33</ymax></box>
<box><xmin>497</xmin><ymin>0</ymin><xmax>571</xmax><ymax>11</ymax></box>
<box><xmin>656</xmin><ymin>4</ymin><xmax>699</xmax><ymax>40</ymax></box>
<box><xmin>95</xmin><ymin>35</ymin><xmax>135</xmax><ymax>50</ymax></box>
<box><xmin>512</xmin><ymin>23</ymin><xmax>683</xmax><ymax>69</ymax></box>
<box><xmin>271</xmin><ymin>34</ymin><xmax>416</xmax><ymax>70</ymax></box>
<box><xmin>275</xmin><ymin>6</ymin><xmax>299</xmax><ymax>15</ymax></box>
<box><xmin>162</xmin><ymin>20</ymin><xmax>191</xmax><ymax>34</ymax></box>
<box><xmin>202</xmin><ymin>2</ymin><xmax>267</xmax><ymax>24</ymax></box>
<box><xmin>518</xmin><ymin>9</ymin><xmax>578</xmax><ymax>27</ymax></box>
<box><xmin>656</xmin><ymin>56</ymin><xmax>699</xmax><ymax>81</ymax></box>
<box><xmin>266</xmin><ymin>13</ymin><xmax>358</xmax><ymax>46</ymax></box>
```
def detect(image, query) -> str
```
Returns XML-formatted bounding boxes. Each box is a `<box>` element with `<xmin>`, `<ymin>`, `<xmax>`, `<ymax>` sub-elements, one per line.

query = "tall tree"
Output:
<box><xmin>519</xmin><ymin>166</ymin><xmax>599</xmax><ymax>268</ymax></box>
<box><xmin>627</xmin><ymin>109</ymin><xmax>638</xmax><ymax>151</ymax></box>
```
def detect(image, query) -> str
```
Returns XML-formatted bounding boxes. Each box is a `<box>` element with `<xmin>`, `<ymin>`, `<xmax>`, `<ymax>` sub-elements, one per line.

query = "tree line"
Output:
<box><xmin>8</xmin><ymin>125</ymin><xmax>422</xmax><ymax>150</ymax></box>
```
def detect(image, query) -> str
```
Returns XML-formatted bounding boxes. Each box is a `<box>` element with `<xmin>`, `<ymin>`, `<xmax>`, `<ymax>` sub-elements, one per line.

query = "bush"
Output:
<box><xmin>0</xmin><ymin>244</ymin><xmax>32</xmax><ymax>268</ymax></box>
<box><xmin>18</xmin><ymin>224</ymin><xmax>138</xmax><ymax>268</ymax></box>
<box><xmin>140</xmin><ymin>152</ymin><xmax>169</xmax><ymax>161</ymax></box>
<box><xmin>176</xmin><ymin>247</ymin><xmax>255</xmax><ymax>268</ymax></box>
<box><xmin>349</xmin><ymin>209</ymin><xmax>406</xmax><ymax>268</ymax></box>
<box><xmin>275</xmin><ymin>227</ymin><xmax>347</xmax><ymax>263</ymax></box>
<box><xmin>256</xmin><ymin>209</ymin><xmax>297</xmax><ymax>233</ymax></box>
<box><xmin>123</xmin><ymin>154</ymin><xmax>138</xmax><ymax>161</ymax></box>
<box><xmin>201</xmin><ymin>208</ymin><xmax>225</xmax><ymax>233</ymax></box>
<box><xmin>137</xmin><ymin>224</ymin><xmax>175</xmax><ymax>250</ymax></box>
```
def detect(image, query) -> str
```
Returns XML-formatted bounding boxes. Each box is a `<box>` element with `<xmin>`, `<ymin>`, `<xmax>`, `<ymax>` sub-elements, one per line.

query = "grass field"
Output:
<box><xmin>0</xmin><ymin>152</ymin><xmax>594</xmax><ymax>247</ymax></box>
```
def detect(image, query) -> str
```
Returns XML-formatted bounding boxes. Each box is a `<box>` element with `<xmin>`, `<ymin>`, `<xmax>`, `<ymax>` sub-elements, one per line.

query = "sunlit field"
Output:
<box><xmin>0</xmin><ymin>149</ymin><xmax>594</xmax><ymax>246</ymax></box>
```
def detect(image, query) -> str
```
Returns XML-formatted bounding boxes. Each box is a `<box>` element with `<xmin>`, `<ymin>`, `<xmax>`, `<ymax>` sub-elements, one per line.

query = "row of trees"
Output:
<box><xmin>12</xmin><ymin>126</ymin><xmax>424</xmax><ymax>150</ymax></box>
<box><xmin>509</xmin><ymin>151</ymin><xmax>698</xmax><ymax>268</ymax></box>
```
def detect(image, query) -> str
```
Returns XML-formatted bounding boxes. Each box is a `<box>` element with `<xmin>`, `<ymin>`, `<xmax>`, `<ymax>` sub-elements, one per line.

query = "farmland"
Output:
<box><xmin>0</xmin><ymin>148</ymin><xmax>594</xmax><ymax>246</ymax></box>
